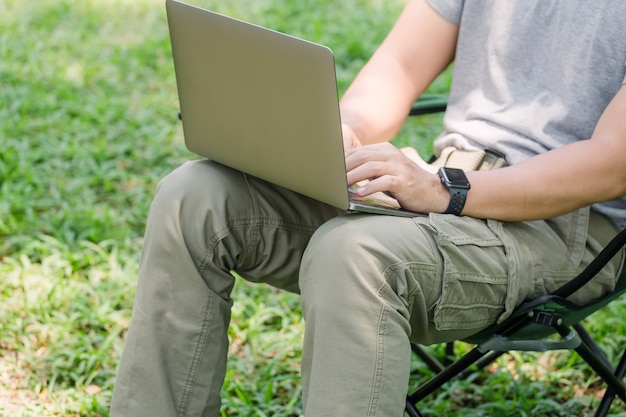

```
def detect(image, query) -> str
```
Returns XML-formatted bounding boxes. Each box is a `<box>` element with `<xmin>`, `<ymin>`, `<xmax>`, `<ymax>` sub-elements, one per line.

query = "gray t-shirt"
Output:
<box><xmin>426</xmin><ymin>0</ymin><xmax>626</xmax><ymax>229</ymax></box>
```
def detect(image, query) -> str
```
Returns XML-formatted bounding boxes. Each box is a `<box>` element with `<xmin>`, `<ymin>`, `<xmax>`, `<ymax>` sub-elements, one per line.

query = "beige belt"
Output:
<box><xmin>431</xmin><ymin>146</ymin><xmax>509</xmax><ymax>171</ymax></box>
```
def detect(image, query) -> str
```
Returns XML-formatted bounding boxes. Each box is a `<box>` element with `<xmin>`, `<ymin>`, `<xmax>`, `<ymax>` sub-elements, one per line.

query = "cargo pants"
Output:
<box><xmin>110</xmin><ymin>159</ymin><xmax>622</xmax><ymax>417</ymax></box>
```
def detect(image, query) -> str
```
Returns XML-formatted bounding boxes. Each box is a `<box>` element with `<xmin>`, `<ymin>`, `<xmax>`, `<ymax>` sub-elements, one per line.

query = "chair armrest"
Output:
<box><xmin>409</xmin><ymin>94</ymin><xmax>448</xmax><ymax>116</ymax></box>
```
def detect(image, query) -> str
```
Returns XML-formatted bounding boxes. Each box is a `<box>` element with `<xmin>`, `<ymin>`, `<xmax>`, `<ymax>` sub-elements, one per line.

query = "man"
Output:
<box><xmin>111</xmin><ymin>0</ymin><xmax>626</xmax><ymax>416</ymax></box>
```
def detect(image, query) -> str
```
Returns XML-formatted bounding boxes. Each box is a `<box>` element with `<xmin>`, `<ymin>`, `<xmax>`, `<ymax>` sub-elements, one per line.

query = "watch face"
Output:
<box><xmin>443</xmin><ymin>168</ymin><xmax>470</xmax><ymax>187</ymax></box>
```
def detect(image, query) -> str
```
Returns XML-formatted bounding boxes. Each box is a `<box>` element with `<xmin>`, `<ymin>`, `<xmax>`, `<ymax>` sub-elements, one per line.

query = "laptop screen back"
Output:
<box><xmin>166</xmin><ymin>0</ymin><xmax>350</xmax><ymax>209</ymax></box>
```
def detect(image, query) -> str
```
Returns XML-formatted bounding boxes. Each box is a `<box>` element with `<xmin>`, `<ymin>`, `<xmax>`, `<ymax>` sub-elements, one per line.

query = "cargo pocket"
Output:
<box><xmin>429</xmin><ymin>214</ymin><xmax>516</xmax><ymax>331</ymax></box>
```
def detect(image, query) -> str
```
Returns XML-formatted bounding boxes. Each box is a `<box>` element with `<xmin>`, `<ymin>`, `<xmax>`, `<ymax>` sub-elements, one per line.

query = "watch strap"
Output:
<box><xmin>444</xmin><ymin>188</ymin><xmax>468</xmax><ymax>216</ymax></box>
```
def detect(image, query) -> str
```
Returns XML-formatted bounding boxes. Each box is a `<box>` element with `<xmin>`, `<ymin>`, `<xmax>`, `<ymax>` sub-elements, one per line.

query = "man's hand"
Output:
<box><xmin>342</xmin><ymin>124</ymin><xmax>363</xmax><ymax>151</ymax></box>
<box><xmin>345</xmin><ymin>142</ymin><xmax>448</xmax><ymax>214</ymax></box>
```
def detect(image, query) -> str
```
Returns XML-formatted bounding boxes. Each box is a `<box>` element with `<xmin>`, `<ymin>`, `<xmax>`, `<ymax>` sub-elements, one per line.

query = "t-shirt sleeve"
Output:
<box><xmin>425</xmin><ymin>0</ymin><xmax>464</xmax><ymax>25</ymax></box>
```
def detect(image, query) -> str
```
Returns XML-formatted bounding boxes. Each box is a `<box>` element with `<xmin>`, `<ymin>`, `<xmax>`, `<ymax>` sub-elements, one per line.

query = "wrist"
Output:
<box><xmin>431</xmin><ymin>172</ymin><xmax>451</xmax><ymax>214</ymax></box>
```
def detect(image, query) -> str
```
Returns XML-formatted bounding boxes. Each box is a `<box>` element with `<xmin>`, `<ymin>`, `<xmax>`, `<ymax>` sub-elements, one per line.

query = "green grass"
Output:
<box><xmin>1</xmin><ymin>0</ymin><xmax>625</xmax><ymax>416</ymax></box>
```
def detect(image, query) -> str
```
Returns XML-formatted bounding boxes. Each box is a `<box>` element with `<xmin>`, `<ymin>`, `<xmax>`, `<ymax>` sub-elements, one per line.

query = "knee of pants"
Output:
<box><xmin>299</xmin><ymin>216</ymin><xmax>390</xmax><ymax>309</ymax></box>
<box><xmin>146</xmin><ymin>160</ymin><xmax>254</xmax><ymax>269</ymax></box>
<box><xmin>300</xmin><ymin>216</ymin><xmax>376</xmax><ymax>274</ymax></box>
<box><xmin>153</xmin><ymin>160</ymin><xmax>250</xmax><ymax>214</ymax></box>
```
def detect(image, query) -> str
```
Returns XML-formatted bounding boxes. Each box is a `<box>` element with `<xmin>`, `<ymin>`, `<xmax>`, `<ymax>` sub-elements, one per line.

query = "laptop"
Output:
<box><xmin>165</xmin><ymin>0</ymin><xmax>422</xmax><ymax>217</ymax></box>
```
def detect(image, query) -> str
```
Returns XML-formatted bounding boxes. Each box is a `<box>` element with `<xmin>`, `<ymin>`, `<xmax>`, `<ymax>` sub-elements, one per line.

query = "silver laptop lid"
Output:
<box><xmin>166</xmin><ymin>0</ymin><xmax>350</xmax><ymax>210</ymax></box>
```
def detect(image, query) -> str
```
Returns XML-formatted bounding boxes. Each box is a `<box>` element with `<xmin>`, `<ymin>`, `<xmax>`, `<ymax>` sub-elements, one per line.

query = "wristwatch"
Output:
<box><xmin>438</xmin><ymin>167</ymin><xmax>471</xmax><ymax>216</ymax></box>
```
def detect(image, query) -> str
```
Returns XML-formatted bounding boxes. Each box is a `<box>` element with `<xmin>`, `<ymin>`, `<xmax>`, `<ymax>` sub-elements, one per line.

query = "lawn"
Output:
<box><xmin>1</xmin><ymin>0</ymin><xmax>625</xmax><ymax>416</ymax></box>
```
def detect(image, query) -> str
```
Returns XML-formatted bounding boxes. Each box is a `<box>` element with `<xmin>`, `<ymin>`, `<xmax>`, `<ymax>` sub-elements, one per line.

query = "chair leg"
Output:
<box><xmin>444</xmin><ymin>342</ymin><xmax>455</xmax><ymax>366</ymax></box>
<box><xmin>405</xmin><ymin>399</ymin><xmax>425</xmax><ymax>417</ymax></box>
<box><xmin>555</xmin><ymin>323</ymin><xmax>626</xmax><ymax>404</ymax></box>
<box><xmin>407</xmin><ymin>347</ymin><xmax>487</xmax><ymax>404</ymax></box>
<box><xmin>458</xmin><ymin>350</ymin><xmax>506</xmax><ymax>379</ymax></box>
<box><xmin>594</xmin><ymin>350</ymin><xmax>626</xmax><ymax>417</ymax></box>
<box><xmin>406</xmin><ymin>344</ymin><xmax>452</xmax><ymax>416</ymax></box>
<box><xmin>412</xmin><ymin>343</ymin><xmax>446</xmax><ymax>373</ymax></box>
<box><xmin>574</xmin><ymin>323</ymin><xmax>612</xmax><ymax>369</ymax></box>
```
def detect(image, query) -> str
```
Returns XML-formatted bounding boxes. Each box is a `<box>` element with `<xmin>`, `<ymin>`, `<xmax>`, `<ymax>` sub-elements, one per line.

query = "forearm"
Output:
<box><xmin>464</xmin><ymin>139</ymin><xmax>626</xmax><ymax>221</ymax></box>
<box><xmin>339</xmin><ymin>53</ymin><xmax>423</xmax><ymax>145</ymax></box>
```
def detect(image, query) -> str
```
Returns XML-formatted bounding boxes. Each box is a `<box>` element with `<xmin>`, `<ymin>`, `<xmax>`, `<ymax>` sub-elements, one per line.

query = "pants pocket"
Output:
<box><xmin>429</xmin><ymin>214</ymin><xmax>513</xmax><ymax>331</ymax></box>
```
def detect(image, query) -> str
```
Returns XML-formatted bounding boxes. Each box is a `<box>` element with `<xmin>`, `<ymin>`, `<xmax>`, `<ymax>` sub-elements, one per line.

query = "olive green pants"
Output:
<box><xmin>110</xmin><ymin>159</ymin><xmax>622</xmax><ymax>417</ymax></box>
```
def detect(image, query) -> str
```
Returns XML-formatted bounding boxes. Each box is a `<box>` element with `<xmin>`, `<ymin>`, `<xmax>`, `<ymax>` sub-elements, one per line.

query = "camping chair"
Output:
<box><xmin>405</xmin><ymin>94</ymin><xmax>626</xmax><ymax>417</ymax></box>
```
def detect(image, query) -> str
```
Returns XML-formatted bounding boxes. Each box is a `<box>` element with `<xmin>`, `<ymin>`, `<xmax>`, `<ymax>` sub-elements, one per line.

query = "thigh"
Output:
<box><xmin>419</xmin><ymin>208</ymin><xmax>621</xmax><ymax>344</ymax></box>
<box><xmin>301</xmin><ymin>213</ymin><xmax>516</xmax><ymax>345</ymax></box>
<box><xmin>532</xmin><ymin>208</ymin><xmax>621</xmax><ymax>304</ymax></box>
<box><xmin>232</xmin><ymin>168</ymin><xmax>345</xmax><ymax>292</ymax></box>
<box><xmin>303</xmin><ymin>208</ymin><xmax>620</xmax><ymax>346</ymax></box>
<box><xmin>165</xmin><ymin>159</ymin><xmax>343</xmax><ymax>293</ymax></box>
<box><xmin>411</xmin><ymin>213</ymin><xmax>514</xmax><ymax>343</ymax></box>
